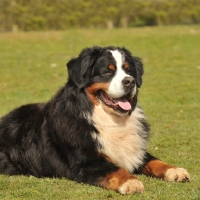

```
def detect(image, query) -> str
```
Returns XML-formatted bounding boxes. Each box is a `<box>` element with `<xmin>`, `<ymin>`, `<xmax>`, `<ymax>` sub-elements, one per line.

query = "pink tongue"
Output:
<box><xmin>114</xmin><ymin>97</ymin><xmax>131</xmax><ymax>111</ymax></box>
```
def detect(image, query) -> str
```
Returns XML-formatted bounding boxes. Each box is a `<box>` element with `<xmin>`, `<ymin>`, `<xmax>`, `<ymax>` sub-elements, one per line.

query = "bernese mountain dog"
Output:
<box><xmin>0</xmin><ymin>46</ymin><xmax>190</xmax><ymax>194</ymax></box>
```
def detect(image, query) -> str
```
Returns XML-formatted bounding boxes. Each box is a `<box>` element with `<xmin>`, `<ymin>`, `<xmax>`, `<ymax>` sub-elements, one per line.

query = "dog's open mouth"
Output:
<box><xmin>98</xmin><ymin>90</ymin><xmax>132</xmax><ymax>113</ymax></box>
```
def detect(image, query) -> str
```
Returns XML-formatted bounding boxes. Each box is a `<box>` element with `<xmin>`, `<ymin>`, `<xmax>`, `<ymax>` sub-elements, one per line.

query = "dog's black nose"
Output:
<box><xmin>122</xmin><ymin>77</ymin><xmax>135</xmax><ymax>89</ymax></box>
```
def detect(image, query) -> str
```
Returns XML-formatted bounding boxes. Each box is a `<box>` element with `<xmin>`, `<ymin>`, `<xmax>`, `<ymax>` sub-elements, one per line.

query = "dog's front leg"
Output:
<box><xmin>73</xmin><ymin>157</ymin><xmax>144</xmax><ymax>194</ymax></box>
<box><xmin>98</xmin><ymin>168</ymin><xmax>144</xmax><ymax>194</ymax></box>
<box><xmin>140</xmin><ymin>153</ymin><xmax>190</xmax><ymax>182</ymax></box>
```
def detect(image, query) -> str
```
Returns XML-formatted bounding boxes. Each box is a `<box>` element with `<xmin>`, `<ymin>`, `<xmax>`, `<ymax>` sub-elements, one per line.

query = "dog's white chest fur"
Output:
<box><xmin>91</xmin><ymin>104</ymin><xmax>148</xmax><ymax>172</ymax></box>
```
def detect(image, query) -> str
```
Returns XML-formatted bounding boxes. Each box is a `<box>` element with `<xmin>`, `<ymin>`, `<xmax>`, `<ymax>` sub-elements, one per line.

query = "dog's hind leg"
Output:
<box><xmin>0</xmin><ymin>152</ymin><xmax>25</xmax><ymax>175</ymax></box>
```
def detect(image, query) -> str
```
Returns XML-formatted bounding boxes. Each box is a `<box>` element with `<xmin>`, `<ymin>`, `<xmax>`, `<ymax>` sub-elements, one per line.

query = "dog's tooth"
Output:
<box><xmin>108</xmin><ymin>96</ymin><xmax>113</xmax><ymax>101</ymax></box>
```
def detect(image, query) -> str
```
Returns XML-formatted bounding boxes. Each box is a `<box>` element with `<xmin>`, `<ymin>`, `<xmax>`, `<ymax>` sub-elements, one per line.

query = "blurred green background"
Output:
<box><xmin>0</xmin><ymin>0</ymin><xmax>200</xmax><ymax>32</ymax></box>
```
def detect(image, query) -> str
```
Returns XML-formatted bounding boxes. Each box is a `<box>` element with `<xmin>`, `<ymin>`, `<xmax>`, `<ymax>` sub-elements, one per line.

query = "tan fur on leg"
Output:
<box><xmin>99</xmin><ymin>168</ymin><xmax>144</xmax><ymax>194</ymax></box>
<box><xmin>142</xmin><ymin>160</ymin><xmax>190</xmax><ymax>182</ymax></box>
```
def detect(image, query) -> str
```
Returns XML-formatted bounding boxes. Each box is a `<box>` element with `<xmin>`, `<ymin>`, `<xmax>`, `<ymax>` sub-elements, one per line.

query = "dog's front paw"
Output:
<box><xmin>164</xmin><ymin>167</ymin><xmax>190</xmax><ymax>182</ymax></box>
<box><xmin>118</xmin><ymin>179</ymin><xmax>144</xmax><ymax>194</ymax></box>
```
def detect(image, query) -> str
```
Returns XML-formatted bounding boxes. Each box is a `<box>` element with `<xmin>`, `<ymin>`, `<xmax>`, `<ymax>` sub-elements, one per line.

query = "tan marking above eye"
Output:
<box><xmin>124</xmin><ymin>62</ymin><xmax>129</xmax><ymax>70</ymax></box>
<box><xmin>108</xmin><ymin>64</ymin><xmax>116</xmax><ymax>71</ymax></box>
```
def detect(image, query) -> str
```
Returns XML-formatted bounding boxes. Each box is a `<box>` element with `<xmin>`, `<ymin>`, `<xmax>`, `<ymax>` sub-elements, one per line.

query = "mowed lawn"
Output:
<box><xmin>0</xmin><ymin>26</ymin><xmax>200</xmax><ymax>199</ymax></box>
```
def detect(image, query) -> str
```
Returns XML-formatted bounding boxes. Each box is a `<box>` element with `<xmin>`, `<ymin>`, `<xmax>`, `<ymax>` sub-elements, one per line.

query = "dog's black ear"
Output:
<box><xmin>67</xmin><ymin>47</ymin><xmax>101</xmax><ymax>88</ymax></box>
<box><xmin>132</xmin><ymin>56</ymin><xmax>144</xmax><ymax>88</ymax></box>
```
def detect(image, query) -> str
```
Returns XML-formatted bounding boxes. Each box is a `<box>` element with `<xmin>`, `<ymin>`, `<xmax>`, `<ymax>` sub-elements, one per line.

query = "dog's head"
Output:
<box><xmin>67</xmin><ymin>46</ymin><xmax>143</xmax><ymax>115</ymax></box>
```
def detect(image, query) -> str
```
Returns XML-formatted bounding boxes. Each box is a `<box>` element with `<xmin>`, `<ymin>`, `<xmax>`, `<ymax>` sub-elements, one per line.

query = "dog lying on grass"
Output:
<box><xmin>0</xmin><ymin>46</ymin><xmax>190</xmax><ymax>194</ymax></box>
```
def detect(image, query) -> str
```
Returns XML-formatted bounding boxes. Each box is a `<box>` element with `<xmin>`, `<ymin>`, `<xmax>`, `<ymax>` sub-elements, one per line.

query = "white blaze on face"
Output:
<box><xmin>107</xmin><ymin>50</ymin><xmax>136</xmax><ymax>98</ymax></box>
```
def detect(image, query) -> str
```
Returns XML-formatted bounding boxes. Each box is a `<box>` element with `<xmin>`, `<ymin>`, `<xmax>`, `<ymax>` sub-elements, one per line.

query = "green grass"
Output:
<box><xmin>0</xmin><ymin>26</ymin><xmax>200</xmax><ymax>199</ymax></box>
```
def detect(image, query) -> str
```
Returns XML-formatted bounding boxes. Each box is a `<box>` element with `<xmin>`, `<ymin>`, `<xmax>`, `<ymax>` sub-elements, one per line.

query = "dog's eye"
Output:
<box><xmin>103</xmin><ymin>69</ymin><xmax>114</xmax><ymax>76</ymax></box>
<box><xmin>125</xmin><ymin>67</ymin><xmax>131</xmax><ymax>75</ymax></box>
